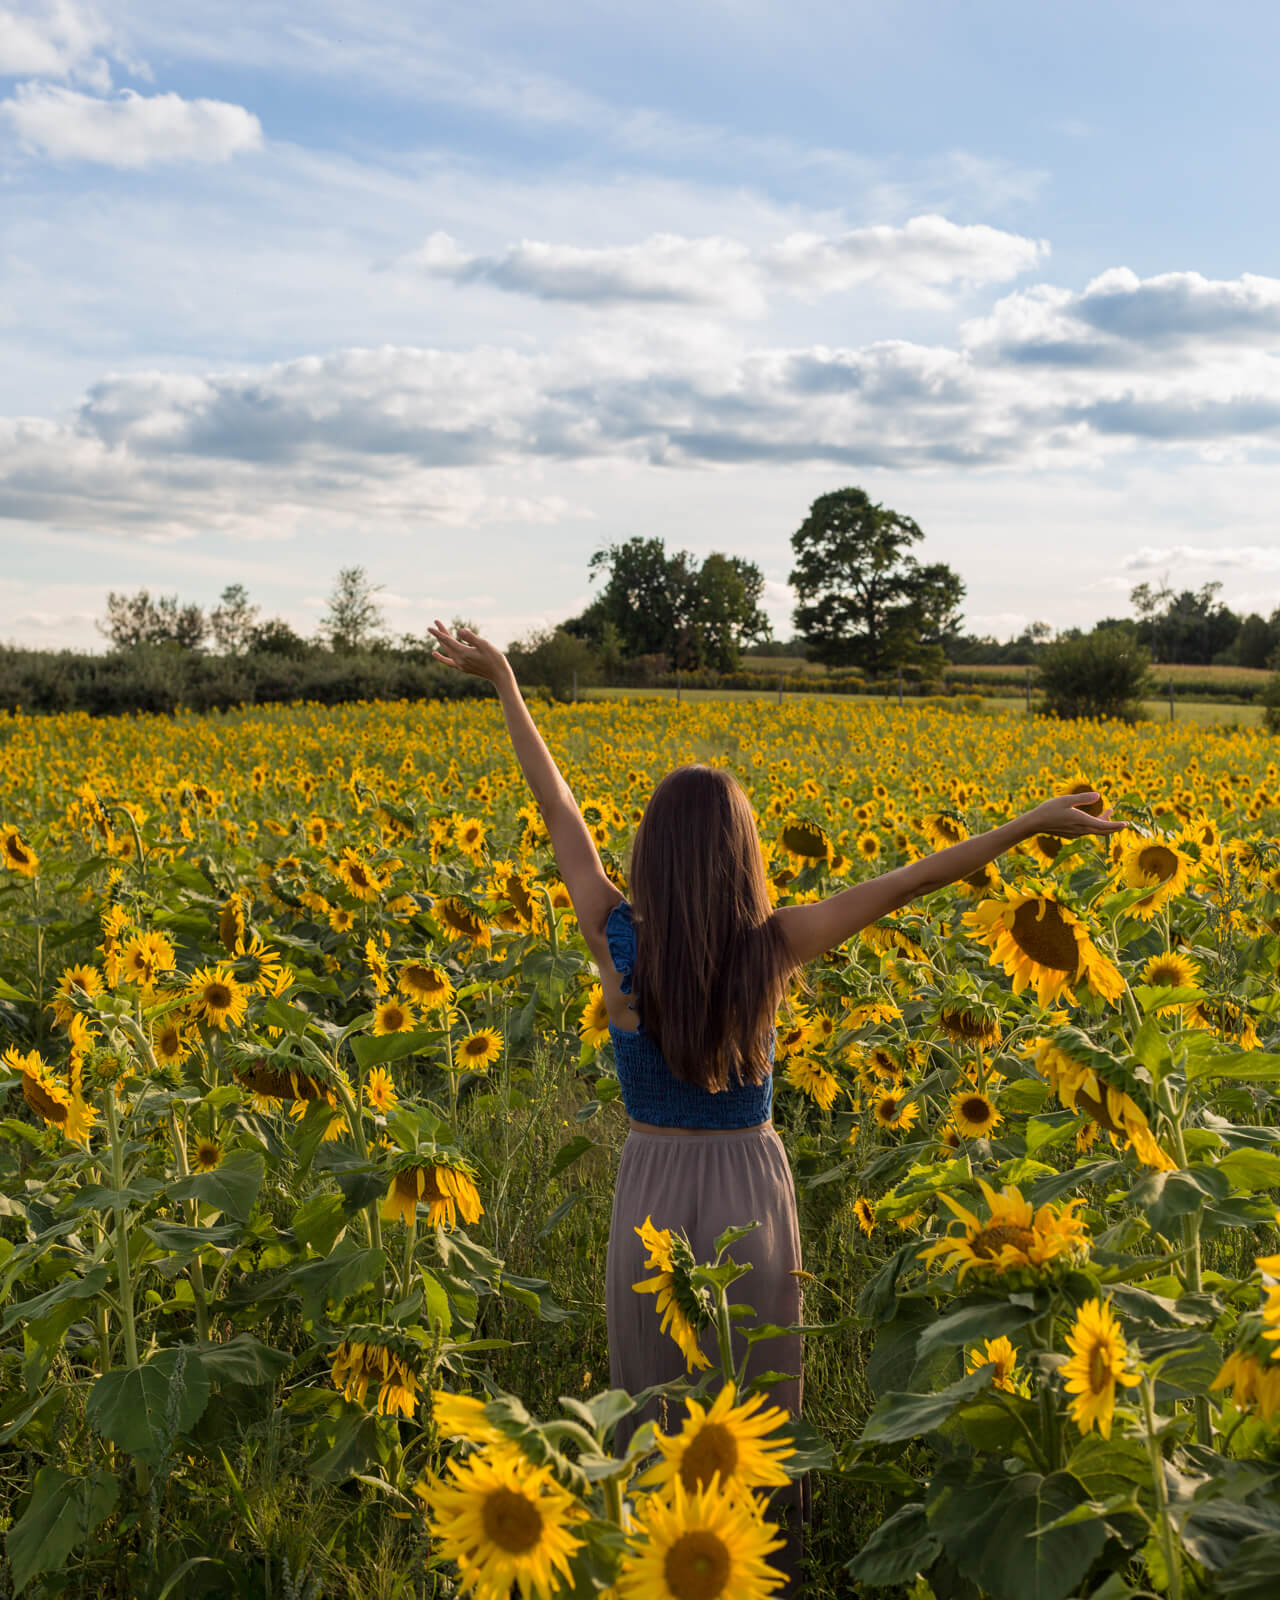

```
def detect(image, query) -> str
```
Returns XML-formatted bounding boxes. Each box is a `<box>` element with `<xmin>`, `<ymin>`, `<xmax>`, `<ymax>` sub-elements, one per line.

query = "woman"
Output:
<box><xmin>427</xmin><ymin>619</ymin><xmax>1127</xmax><ymax>1572</ymax></box>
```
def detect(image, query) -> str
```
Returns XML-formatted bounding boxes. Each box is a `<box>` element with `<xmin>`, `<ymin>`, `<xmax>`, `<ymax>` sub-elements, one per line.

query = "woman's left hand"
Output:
<box><xmin>1022</xmin><ymin>792</ymin><xmax>1129</xmax><ymax>839</ymax></box>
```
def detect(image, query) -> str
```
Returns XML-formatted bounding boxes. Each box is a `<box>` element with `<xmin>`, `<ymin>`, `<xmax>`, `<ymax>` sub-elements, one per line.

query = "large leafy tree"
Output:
<box><xmin>568</xmin><ymin>538</ymin><xmax>770</xmax><ymax>669</ymax></box>
<box><xmin>320</xmin><ymin>566</ymin><xmax>387</xmax><ymax>654</ymax></box>
<box><xmin>788</xmin><ymin>488</ymin><xmax>964</xmax><ymax>671</ymax></box>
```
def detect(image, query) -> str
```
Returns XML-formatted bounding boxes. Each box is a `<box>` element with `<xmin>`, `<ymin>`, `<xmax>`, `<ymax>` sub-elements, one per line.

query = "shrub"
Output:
<box><xmin>1261</xmin><ymin>669</ymin><xmax>1280</xmax><ymax>735</ymax></box>
<box><xmin>506</xmin><ymin>627</ymin><xmax>599</xmax><ymax>702</ymax></box>
<box><xmin>1037</xmin><ymin>628</ymin><xmax>1152</xmax><ymax>722</ymax></box>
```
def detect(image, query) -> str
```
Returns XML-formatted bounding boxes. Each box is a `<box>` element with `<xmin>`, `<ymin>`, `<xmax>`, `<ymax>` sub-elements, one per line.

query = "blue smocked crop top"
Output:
<box><xmin>605</xmin><ymin>899</ymin><xmax>773</xmax><ymax>1129</ymax></box>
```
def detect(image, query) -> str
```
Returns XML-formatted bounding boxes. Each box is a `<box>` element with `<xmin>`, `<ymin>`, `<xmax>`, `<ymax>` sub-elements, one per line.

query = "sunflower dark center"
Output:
<box><xmin>23</xmin><ymin>1075</ymin><xmax>67</xmax><ymax>1122</ymax></box>
<box><xmin>159</xmin><ymin>1027</ymin><xmax>180</xmax><ymax>1053</ymax></box>
<box><xmin>971</xmin><ymin>1222</ymin><xmax>1036</xmax><ymax>1258</ymax></box>
<box><xmin>1089</xmin><ymin>1343</ymin><xmax>1112</xmax><ymax>1392</ymax></box>
<box><xmin>960</xmin><ymin>1096</ymin><xmax>994</xmax><ymax>1125</ymax></box>
<box><xmin>349</xmin><ymin>865</ymin><xmax>370</xmax><ymax>887</ymax></box>
<box><xmin>679</xmin><ymin>1422</ymin><xmax>740</xmax><ymax>1492</ymax></box>
<box><xmin>1036</xmin><ymin>834</ymin><xmax>1063</xmax><ymax>859</ymax></box>
<box><xmin>1137</xmin><ymin>845</ymin><xmax>1178</xmax><ymax>883</ymax></box>
<box><xmin>1010</xmin><ymin>901</ymin><xmax>1079</xmax><ymax>971</ymax></box>
<box><xmin>464</xmin><ymin>1037</ymin><xmax>488</xmax><ymax>1056</ymax></box>
<box><xmin>6</xmin><ymin>838</ymin><xmax>31</xmax><ymax>864</ymax></box>
<box><xmin>383</xmin><ymin>1006</ymin><xmax>406</xmax><ymax>1030</ymax></box>
<box><xmin>664</xmin><ymin>1530</ymin><xmax>732</xmax><ymax>1600</ymax></box>
<box><xmin>204</xmin><ymin>982</ymin><xmax>233</xmax><ymax>1009</ymax></box>
<box><xmin>481</xmin><ymin>1486</ymin><xmax>543</xmax><ymax>1554</ymax></box>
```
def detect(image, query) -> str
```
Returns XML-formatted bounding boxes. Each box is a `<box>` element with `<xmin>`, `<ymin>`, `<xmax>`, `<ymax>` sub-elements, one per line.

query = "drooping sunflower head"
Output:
<box><xmin>853</xmin><ymin>1196</ymin><xmax>876</xmax><ymax>1236</ymax></box>
<box><xmin>330</xmin><ymin>1329</ymin><xmax>422</xmax><ymax>1418</ymax></box>
<box><xmin>633</xmin><ymin>1217</ymin><xmax>713</xmax><ymax>1375</ymax></box>
<box><xmin>936</xmin><ymin>996</ymin><xmax>1002</xmax><ymax>1049</ymax></box>
<box><xmin>381</xmin><ymin>1154</ymin><xmax>484</xmax><ymax>1229</ymax></box>
<box><xmin>437</xmin><ymin>895</ymin><xmax>491</xmax><ymax>948</ymax></box>
<box><xmin>218</xmin><ymin>893</ymin><xmax>246</xmax><ymax>954</ymax></box>
<box><xmin>777</xmin><ymin>817</ymin><xmax>832</xmax><ymax>867</ymax></box>
<box><xmin>398</xmin><ymin>961</ymin><xmax>453</xmax><ymax>1009</ymax></box>
<box><xmin>1</xmin><ymin>825</ymin><xmax>39</xmax><ymax>877</ymax></box>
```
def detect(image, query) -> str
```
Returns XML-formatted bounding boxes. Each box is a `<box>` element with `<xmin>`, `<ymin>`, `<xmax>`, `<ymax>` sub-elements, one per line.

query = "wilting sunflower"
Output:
<box><xmin>234</xmin><ymin>1052</ymin><xmax>331</xmax><ymax>1103</ymax></box>
<box><xmin>853</xmin><ymin>1196</ymin><xmax>877</xmax><ymax>1236</ymax></box>
<box><xmin>491</xmin><ymin>861</ymin><xmax>539</xmax><ymax>928</ymax></box>
<box><xmin>1214</xmin><ymin>1348</ymin><xmax>1280</xmax><ymax>1422</ymax></box>
<box><xmin>641</xmin><ymin>1385</ymin><xmax>794</xmax><ymax>1498</ymax></box>
<box><xmin>616</xmin><ymin>1479</ymin><xmax>787</xmax><ymax>1600</ymax></box>
<box><xmin>579</xmin><ymin>984</ymin><xmax>611</xmax><ymax>1050</ymax></box>
<box><xmin>921</xmin><ymin>812</ymin><xmax>967</xmax><ymax>852</ymax></box>
<box><xmin>419</xmin><ymin>1442</ymin><xmax>584</xmax><ymax>1600</ymax></box>
<box><xmin>382</xmin><ymin>1154</ymin><xmax>483</xmax><ymax>1229</ymax></box>
<box><xmin>784</xmin><ymin>1055</ymin><xmax>840</xmax><ymax>1111</ymax></box>
<box><xmin>431</xmin><ymin>1389</ymin><xmax>510</xmax><ymax>1448</ymax></box>
<box><xmin>51</xmin><ymin>963</ymin><xmax>103</xmax><ymax>1025</ymax></box>
<box><xmin>364</xmin><ymin>1066</ymin><xmax>398</xmax><ymax>1113</ymax></box>
<box><xmin>966</xmin><ymin>1335</ymin><xmax>1028</xmax><ymax>1396</ymax></box>
<box><xmin>1118</xmin><ymin>835</ymin><xmax>1194</xmax><ymax>919</ymax></box>
<box><xmin>218</xmin><ymin>893</ymin><xmax>246</xmax><ymax>954</ymax></box>
<box><xmin>777</xmin><ymin>817</ymin><xmax>832</xmax><ymax>867</ymax></box>
<box><xmin>454</xmin><ymin>1028</ymin><xmax>503</xmax><ymax>1073</ymax></box>
<box><xmin>950</xmin><ymin>1091</ymin><xmax>1001</xmax><ymax>1139</ymax></box>
<box><xmin>186</xmin><ymin>966</ymin><xmax>250</xmax><ymax>1031</ymax></box>
<box><xmin>918</xmin><ymin>1178</ymin><xmax>1090</xmax><ymax>1284</ymax></box>
<box><xmin>331</xmin><ymin>1334</ymin><xmax>420</xmax><ymax>1418</ymax></box>
<box><xmin>1032</xmin><ymin>1039</ymin><xmax>1174</xmax><ymax>1171</ymax></box>
<box><xmin>633</xmin><ymin>1216</ymin><xmax>712</xmax><ymax>1374</ymax></box>
<box><xmin>399</xmin><ymin>961</ymin><xmax>454</xmax><ymax>1010</ymax></box>
<box><xmin>773</xmin><ymin>1004</ymin><xmax>813</xmax><ymax>1059</ymax></box>
<box><xmin>1061</xmin><ymin>1298</ymin><xmax>1140</xmax><ymax>1439</ymax></box>
<box><xmin>5</xmin><ymin>1045</ymin><xmax>96</xmax><ymax>1144</ymax></box>
<box><xmin>151</xmin><ymin>1018</ymin><xmax>191</xmax><ymax>1067</ymax></box>
<box><xmin>335</xmin><ymin>848</ymin><xmax>385</xmax><ymax>903</ymax></box>
<box><xmin>872</xmin><ymin>1091</ymin><xmax>919</xmax><ymax>1132</ymax></box>
<box><xmin>860</xmin><ymin>921</ymin><xmax>929</xmax><ymax>963</ymax></box>
<box><xmin>192</xmin><ymin>1137</ymin><xmax>221</xmax><ymax>1172</ymax></box>
<box><xmin>1</xmin><ymin>825</ymin><xmax>38</xmax><ymax>877</ymax></box>
<box><xmin>845</xmin><ymin>996</ymin><xmax>902</xmax><ymax>1029</ymax></box>
<box><xmin>373</xmin><ymin>996</ymin><xmax>417</xmax><ymax>1036</ymax></box>
<box><xmin>438</xmin><ymin>895</ymin><xmax>492</xmax><ymax>949</ymax></box>
<box><xmin>1187</xmin><ymin>996</ymin><xmax>1260</xmax><ymax>1051</ymax></box>
<box><xmin>936</xmin><ymin>997</ymin><xmax>1002</xmax><ymax>1049</ymax></box>
<box><xmin>1141</xmin><ymin>950</ymin><xmax>1200</xmax><ymax>989</ymax></box>
<box><xmin>963</xmin><ymin>885</ymin><xmax>1123</xmax><ymax>1007</ymax></box>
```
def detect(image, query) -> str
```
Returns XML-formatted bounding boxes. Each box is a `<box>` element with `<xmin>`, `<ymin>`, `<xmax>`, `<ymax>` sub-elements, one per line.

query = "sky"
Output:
<box><xmin>4</xmin><ymin>0</ymin><xmax>1280</xmax><ymax>652</ymax></box>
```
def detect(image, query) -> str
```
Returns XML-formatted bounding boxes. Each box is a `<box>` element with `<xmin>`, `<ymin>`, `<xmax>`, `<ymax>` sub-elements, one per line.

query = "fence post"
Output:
<box><xmin>676</xmin><ymin>666</ymin><xmax>682</xmax><ymax>705</ymax></box>
<box><xmin>1025</xmin><ymin>666</ymin><xmax>1031</xmax><ymax>712</ymax></box>
<box><xmin>777</xmin><ymin>674</ymin><xmax>782</xmax><ymax>705</ymax></box>
<box><xmin>1169</xmin><ymin>676</ymin><xmax>1174</xmax><ymax>722</ymax></box>
<box><xmin>897</xmin><ymin>666</ymin><xmax>903</xmax><ymax>706</ymax></box>
<box><xmin>571</xmin><ymin>669</ymin><xmax>577</xmax><ymax>704</ymax></box>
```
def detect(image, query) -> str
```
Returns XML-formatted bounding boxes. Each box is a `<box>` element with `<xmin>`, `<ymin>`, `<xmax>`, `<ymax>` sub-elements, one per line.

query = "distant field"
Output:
<box><xmin>945</xmin><ymin>661</ymin><xmax>1270</xmax><ymax>693</ymax></box>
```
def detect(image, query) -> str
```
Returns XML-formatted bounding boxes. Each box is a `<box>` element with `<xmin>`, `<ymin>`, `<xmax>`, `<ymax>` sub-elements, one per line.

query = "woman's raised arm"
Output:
<box><xmin>773</xmin><ymin>791</ymin><xmax>1129</xmax><ymax>967</ymax></box>
<box><xmin>427</xmin><ymin>621</ymin><xmax>621</xmax><ymax>945</ymax></box>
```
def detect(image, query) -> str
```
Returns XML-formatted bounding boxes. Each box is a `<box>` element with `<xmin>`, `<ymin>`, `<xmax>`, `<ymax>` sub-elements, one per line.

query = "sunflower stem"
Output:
<box><xmin>1164</xmin><ymin>1101</ymin><xmax>1211</xmax><ymax>1445</ymax></box>
<box><xmin>167</xmin><ymin>1106</ymin><xmax>212</xmax><ymax>1345</ymax></box>
<box><xmin>713</xmin><ymin>1287</ymin><xmax>738</xmax><ymax>1389</ymax></box>
<box><xmin>104</xmin><ymin>1086</ymin><xmax>140</xmax><ymax>1370</ymax></box>
<box><xmin>332</xmin><ymin>1069</ymin><xmax>384</xmax><ymax>1286</ymax></box>
<box><xmin>401</xmin><ymin>1210</ymin><xmax>418</xmax><ymax>1301</ymax></box>
<box><xmin>1140</xmin><ymin>1374</ymin><xmax>1183</xmax><ymax>1600</ymax></box>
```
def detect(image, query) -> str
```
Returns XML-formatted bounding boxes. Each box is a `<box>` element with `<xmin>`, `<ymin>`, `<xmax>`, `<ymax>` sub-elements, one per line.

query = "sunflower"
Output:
<box><xmin>120</xmin><ymin>930</ymin><xmax>177</xmax><ymax>990</ymax></box>
<box><xmin>1141</xmin><ymin>951</ymin><xmax>1200</xmax><ymax>989</ymax></box>
<box><xmin>1031</xmin><ymin>1039</ymin><xmax>1175</xmax><ymax>1171</ymax></box>
<box><xmin>860</xmin><ymin>921</ymin><xmax>929</xmax><ymax>963</ymax></box>
<box><xmin>918</xmin><ymin>1178</ymin><xmax>1090</xmax><ymax>1284</ymax></box>
<box><xmin>50</xmin><ymin>963</ymin><xmax>103</xmax><ymax>1025</ymax></box>
<box><xmin>192</xmin><ymin>1137</ymin><xmax>221</xmax><ymax>1172</ymax></box>
<box><xmin>963</xmin><ymin>885</ymin><xmax>1124</xmax><ymax>1007</ymax></box>
<box><xmin>640</xmin><ymin>1385</ymin><xmax>794</xmax><ymax>1498</ymax></box>
<box><xmin>578</xmin><ymin>984</ymin><xmax>611</xmax><ymax>1050</ymax></box>
<box><xmin>335</xmin><ymin>849</ymin><xmax>385</xmax><ymax>903</ymax></box>
<box><xmin>439</xmin><ymin>896</ymin><xmax>492</xmax><ymax>949</ymax></box>
<box><xmin>936</xmin><ymin>998</ymin><xmax>1002</xmax><ymax>1049</ymax></box>
<box><xmin>921</xmin><ymin>812</ymin><xmax>967</xmax><ymax>852</ymax></box>
<box><xmin>306</xmin><ymin>815</ymin><xmax>328</xmax><ymax>848</ymax></box>
<box><xmin>844</xmin><ymin>997</ymin><xmax>902</xmax><ymax>1029</ymax></box>
<box><xmin>1061</xmin><ymin>1298</ymin><xmax>1140</xmax><ymax>1439</ymax></box>
<box><xmin>364</xmin><ymin>1066</ymin><xmax>398</xmax><ymax>1112</ymax></box>
<box><xmin>331</xmin><ymin>1336</ymin><xmax>420</xmax><ymax>1418</ymax></box>
<box><xmin>399</xmin><ymin>961</ymin><xmax>454</xmax><ymax>1010</ymax></box>
<box><xmin>186</xmin><ymin>966</ymin><xmax>250</xmax><ymax>1031</ymax></box>
<box><xmin>616</xmin><ymin>1479</ymin><xmax>786</xmax><ymax>1600</ymax></box>
<box><xmin>152</xmin><ymin>1019</ymin><xmax>191</xmax><ymax>1067</ymax></box>
<box><xmin>784</xmin><ymin>1055</ymin><xmax>840</xmax><ymax>1111</ymax></box>
<box><xmin>365</xmin><ymin>935</ymin><xmax>391</xmax><ymax>995</ymax></box>
<box><xmin>1118</xmin><ymin>835</ymin><xmax>1194</xmax><ymax>919</ymax></box>
<box><xmin>1187</xmin><ymin>996</ymin><xmax>1260</xmax><ymax>1051</ymax></box>
<box><xmin>234</xmin><ymin>1055</ymin><xmax>330</xmax><ymax>1102</ymax></box>
<box><xmin>418</xmin><ymin>1442</ymin><xmax>584</xmax><ymax>1600</ymax></box>
<box><xmin>950</xmin><ymin>1091</ymin><xmax>1001</xmax><ymax>1139</ymax></box>
<box><xmin>5</xmin><ymin>1046</ymin><xmax>96</xmax><ymax>1144</ymax></box>
<box><xmin>328</xmin><ymin>906</ymin><xmax>356</xmax><ymax>933</ymax></box>
<box><xmin>382</xmin><ymin>1157</ymin><xmax>483</xmax><ymax>1229</ymax></box>
<box><xmin>1026</xmin><ymin>833</ymin><xmax>1065</xmax><ymax>869</ymax></box>
<box><xmin>966</xmin><ymin>1335</ymin><xmax>1028</xmax><ymax>1395</ymax></box>
<box><xmin>491</xmin><ymin>861</ymin><xmax>539</xmax><ymax>927</ymax></box>
<box><xmin>453</xmin><ymin>814</ymin><xmax>488</xmax><ymax>860</ymax></box>
<box><xmin>777</xmin><ymin>817</ymin><xmax>832</xmax><ymax>868</ymax></box>
<box><xmin>633</xmin><ymin>1217</ymin><xmax>712</xmax><ymax>1374</ymax></box>
<box><xmin>1</xmin><ymin>825</ymin><xmax>38</xmax><ymax>876</ymax></box>
<box><xmin>853</xmin><ymin>1196</ymin><xmax>876</xmax><ymax>1236</ymax></box>
<box><xmin>431</xmin><ymin>1389</ymin><xmax>510</xmax><ymax>1449</ymax></box>
<box><xmin>856</xmin><ymin>831</ymin><xmax>882</xmax><ymax>862</ymax></box>
<box><xmin>773</xmin><ymin>1005</ymin><xmax>813</xmax><ymax>1059</ymax></box>
<box><xmin>230</xmin><ymin>933</ymin><xmax>282</xmax><ymax>994</ymax></box>
<box><xmin>373</xmin><ymin>996</ymin><xmax>417</xmax><ymax>1036</ymax></box>
<box><xmin>872</xmin><ymin>1091</ymin><xmax>919</xmax><ymax>1131</ymax></box>
<box><xmin>955</xmin><ymin>860</ymin><xmax>1002</xmax><ymax>897</ymax></box>
<box><xmin>454</xmin><ymin>1028</ymin><xmax>503</xmax><ymax>1073</ymax></box>
<box><xmin>218</xmin><ymin>893</ymin><xmax>246</xmax><ymax>954</ymax></box>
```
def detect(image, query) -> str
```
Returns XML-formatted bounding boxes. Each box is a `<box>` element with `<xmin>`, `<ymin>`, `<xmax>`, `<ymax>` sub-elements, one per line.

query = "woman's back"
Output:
<box><xmin>605</xmin><ymin>899</ymin><xmax>774</xmax><ymax>1129</ymax></box>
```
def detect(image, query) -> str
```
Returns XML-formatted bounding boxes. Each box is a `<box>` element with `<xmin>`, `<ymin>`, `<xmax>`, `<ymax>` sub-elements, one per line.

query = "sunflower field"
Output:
<box><xmin>4</xmin><ymin>694</ymin><xmax>1280</xmax><ymax>1600</ymax></box>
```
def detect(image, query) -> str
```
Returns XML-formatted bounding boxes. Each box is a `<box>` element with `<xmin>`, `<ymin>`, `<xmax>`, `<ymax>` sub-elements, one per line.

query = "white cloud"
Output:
<box><xmin>414</xmin><ymin>217</ymin><xmax>1047</xmax><ymax>316</ymax></box>
<box><xmin>1</xmin><ymin>83</ymin><xmax>262</xmax><ymax>165</ymax></box>
<box><xmin>1122</xmin><ymin>543</ymin><xmax>1280</xmax><ymax>574</ymax></box>
<box><xmin>0</xmin><ymin>0</ymin><xmax>116</xmax><ymax>89</ymax></box>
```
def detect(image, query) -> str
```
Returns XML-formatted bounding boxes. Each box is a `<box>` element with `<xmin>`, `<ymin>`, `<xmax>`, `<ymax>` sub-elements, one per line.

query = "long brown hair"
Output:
<box><xmin>628</xmin><ymin>765</ymin><xmax>796</xmax><ymax>1092</ymax></box>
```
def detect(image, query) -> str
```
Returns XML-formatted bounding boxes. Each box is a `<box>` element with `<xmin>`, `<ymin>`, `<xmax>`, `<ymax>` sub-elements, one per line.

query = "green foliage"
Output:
<box><xmin>1037</xmin><ymin>626</ymin><xmax>1153</xmax><ymax>720</ymax></box>
<box><xmin>506</xmin><ymin>625</ymin><xmax>600</xmax><ymax>701</ymax></box>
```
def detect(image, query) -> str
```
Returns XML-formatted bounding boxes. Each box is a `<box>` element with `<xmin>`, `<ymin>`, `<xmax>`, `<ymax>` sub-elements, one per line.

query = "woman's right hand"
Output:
<box><xmin>428</xmin><ymin>620</ymin><xmax>514</xmax><ymax>686</ymax></box>
<box><xmin>1021</xmin><ymin>791</ymin><xmax>1129</xmax><ymax>839</ymax></box>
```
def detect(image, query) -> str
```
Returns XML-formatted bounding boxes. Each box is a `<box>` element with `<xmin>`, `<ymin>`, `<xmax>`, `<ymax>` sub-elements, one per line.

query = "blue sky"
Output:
<box><xmin>4</xmin><ymin>0</ymin><xmax>1280</xmax><ymax>650</ymax></box>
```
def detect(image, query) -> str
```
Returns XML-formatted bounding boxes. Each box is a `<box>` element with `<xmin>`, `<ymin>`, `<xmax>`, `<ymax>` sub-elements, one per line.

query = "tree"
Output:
<box><xmin>320</xmin><ymin>567</ymin><xmax>386</xmax><ymax>653</ymax></box>
<box><xmin>1130</xmin><ymin>579</ymin><xmax>1239</xmax><ymax>665</ymax></box>
<box><xmin>506</xmin><ymin>626</ymin><xmax>599</xmax><ymax>701</ymax></box>
<box><xmin>98</xmin><ymin>589</ymin><xmax>207</xmax><ymax>650</ymax></box>
<box><xmin>248</xmin><ymin>617</ymin><xmax>310</xmax><ymax>657</ymax></box>
<box><xmin>789</xmin><ymin>488</ymin><xmax>965</xmax><ymax>672</ymax></box>
<box><xmin>209</xmin><ymin>584</ymin><xmax>260</xmax><ymax>655</ymax></box>
<box><xmin>1235</xmin><ymin>612</ymin><xmax>1280</xmax><ymax>670</ymax></box>
<box><xmin>567</xmin><ymin>539</ymin><xmax>769</xmax><ymax>669</ymax></box>
<box><xmin>1038</xmin><ymin>627</ymin><xmax>1151</xmax><ymax>721</ymax></box>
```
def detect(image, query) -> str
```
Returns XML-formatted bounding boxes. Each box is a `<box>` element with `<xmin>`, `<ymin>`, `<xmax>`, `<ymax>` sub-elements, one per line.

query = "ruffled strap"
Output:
<box><xmin>605</xmin><ymin>898</ymin><xmax>636</xmax><ymax>995</ymax></box>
